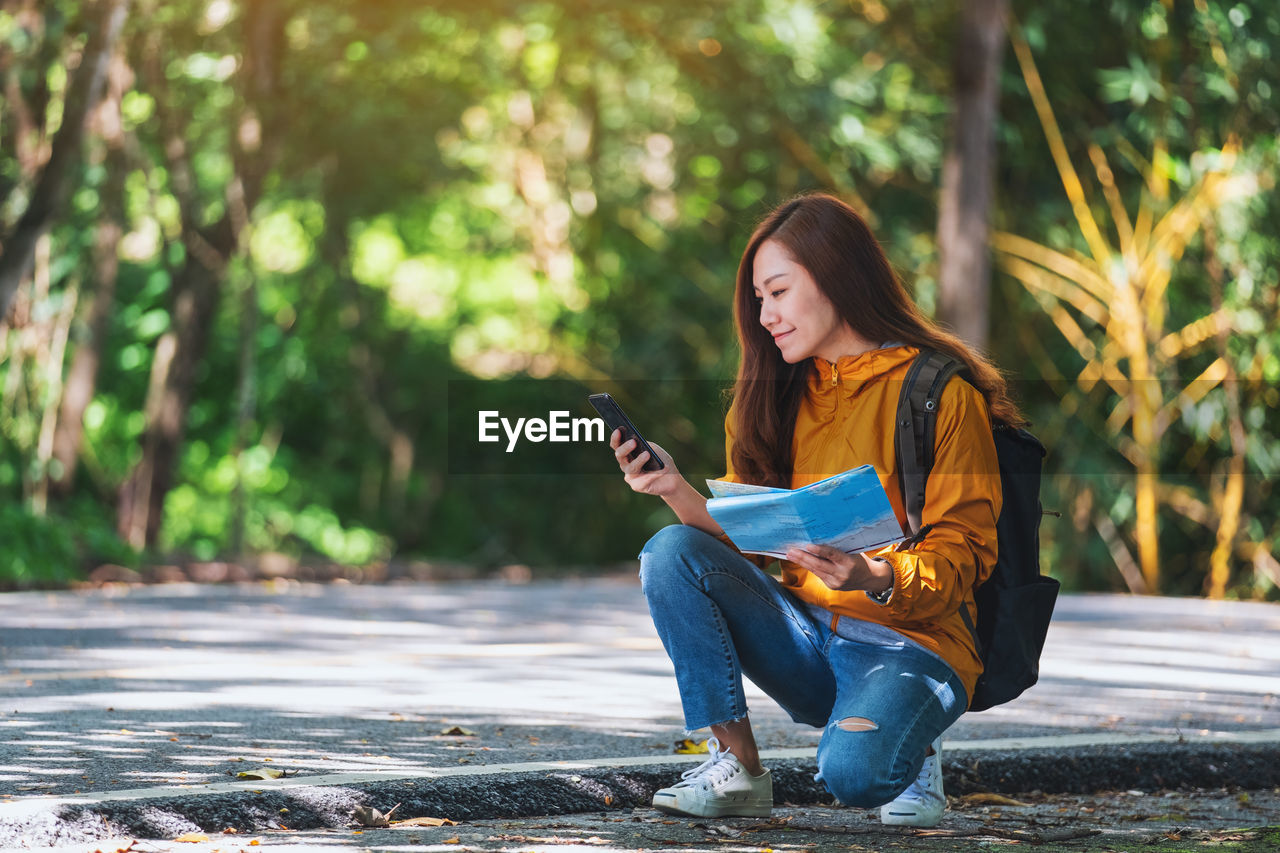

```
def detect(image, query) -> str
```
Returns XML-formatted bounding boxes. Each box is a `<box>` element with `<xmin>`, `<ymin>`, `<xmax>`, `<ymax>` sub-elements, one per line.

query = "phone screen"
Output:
<box><xmin>587</xmin><ymin>393</ymin><xmax>665</xmax><ymax>471</ymax></box>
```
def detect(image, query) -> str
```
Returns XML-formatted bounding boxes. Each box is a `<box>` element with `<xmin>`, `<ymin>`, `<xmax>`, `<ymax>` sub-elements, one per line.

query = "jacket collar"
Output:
<box><xmin>806</xmin><ymin>342</ymin><xmax>918</xmax><ymax>408</ymax></box>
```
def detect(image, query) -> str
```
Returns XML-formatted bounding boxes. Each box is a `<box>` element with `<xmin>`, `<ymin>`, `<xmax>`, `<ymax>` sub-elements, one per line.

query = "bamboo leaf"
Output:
<box><xmin>1156</xmin><ymin>309</ymin><xmax>1234</xmax><ymax>362</ymax></box>
<box><xmin>1131</xmin><ymin>188</ymin><xmax>1155</xmax><ymax>261</ymax></box>
<box><xmin>1078</xmin><ymin>347</ymin><xmax>1130</xmax><ymax>399</ymax></box>
<box><xmin>1154</xmin><ymin>357</ymin><xmax>1228</xmax><ymax>441</ymax></box>
<box><xmin>1093</xmin><ymin>510</ymin><xmax>1147</xmax><ymax>594</ymax></box>
<box><xmin>1043</xmin><ymin>302</ymin><xmax>1101</xmax><ymax>366</ymax></box>
<box><xmin>1106</xmin><ymin>395</ymin><xmax>1132</xmax><ymax>435</ymax></box>
<box><xmin>1087</xmin><ymin>143</ymin><xmax>1135</xmax><ymax>256</ymax></box>
<box><xmin>996</xmin><ymin>255</ymin><xmax>1108</xmax><ymax>325</ymax></box>
<box><xmin>1140</xmin><ymin>162</ymin><xmax>1257</xmax><ymax>318</ymax></box>
<box><xmin>991</xmin><ymin>231</ymin><xmax>1112</xmax><ymax>301</ymax></box>
<box><xmin>1159</xmin><ymin>483</ymin><xmax>1213</xmax><ymax>527</ymax></box>
<box><xmin>1139</xmin><ymin>185</ymin><xmax>1212</xmax><ymax>316</ymax></box>
<box><xmin>1209</xmin><ymin>454</ymin><xmax>1246</xmax><ymax>599</ymax></box>
<box><xmin>1009</xmin><ymin>24</ymin><xmax>1114</xmax><ymax>268</ymax></box>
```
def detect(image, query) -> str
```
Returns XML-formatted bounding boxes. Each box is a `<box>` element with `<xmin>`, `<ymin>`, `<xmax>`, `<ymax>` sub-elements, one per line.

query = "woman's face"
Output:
<box><xmin>752</xmin><ymin>239</ymin><xmax>865</xmax><ymax>364</ymax></box>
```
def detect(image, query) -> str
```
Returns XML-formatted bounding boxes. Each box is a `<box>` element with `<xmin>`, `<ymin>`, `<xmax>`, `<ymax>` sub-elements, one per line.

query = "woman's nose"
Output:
<box><xmin>759</xmin><ymin>301</ymin><xmax>777</xmax><ymax>327</ymax></box>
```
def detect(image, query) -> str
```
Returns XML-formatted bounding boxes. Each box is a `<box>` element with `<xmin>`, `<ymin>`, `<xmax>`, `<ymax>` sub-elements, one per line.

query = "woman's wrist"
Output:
<box><xmin>865</xmin><ymin>556</ymin><xmax>895</xmax><ymax>598</ymax></box>
<box><xmin>664</xmin><ymin>478</ymin><xmax>725</xmax><ymax>536</ymax></box>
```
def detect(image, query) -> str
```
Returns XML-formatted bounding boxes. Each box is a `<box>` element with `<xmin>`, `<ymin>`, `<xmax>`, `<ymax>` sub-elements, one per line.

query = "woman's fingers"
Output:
<box><xmin>786</xmin><ymin>546</ymin><xmax>824</xmax><ymax>566</ymax></box>
<box><xmin>804</xmin><ymin>544</ymin><xmax>839</xmax><ymax>561</ymax></box>
<box><xmin>786</xmin><ymin>546</ymin><xmax>860</xmax><ymax>590</ymax></box>
<box><xmin>613</xmin><ymin>435</ymin><xmax>638</xmax><ymax>464</ymax></box>
<box><xmin>609</xmin><ymin>430</ymin><xmax>678</xmax><ymax>496</ymax></box>
<box><xmin>622</xmin><ymin>449</ymin><xmax>652</xmax><ymax>477</ymax></box>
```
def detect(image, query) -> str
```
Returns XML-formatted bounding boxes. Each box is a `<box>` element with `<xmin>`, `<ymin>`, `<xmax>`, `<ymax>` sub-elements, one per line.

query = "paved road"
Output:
<box><xmin>13</xmin><ymin>791</ymin><xmax>1280</xmax><ymax>853</ymax></box>
<box><xmin>2</xmin><ymin>577</ymin><xmax>1277</xmax><ymax>799</ymax></box>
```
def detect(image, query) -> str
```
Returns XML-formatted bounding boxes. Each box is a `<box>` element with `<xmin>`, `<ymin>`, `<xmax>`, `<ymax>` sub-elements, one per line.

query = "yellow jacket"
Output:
<box><xmin>720</xmin><ymin>344</ymin><xmax>1002</xmax><ymax>706</ymax></box>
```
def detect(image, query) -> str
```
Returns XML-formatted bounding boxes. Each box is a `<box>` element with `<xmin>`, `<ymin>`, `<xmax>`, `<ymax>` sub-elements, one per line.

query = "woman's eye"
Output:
<box><xmin>770</xmin><ymin>289</ymin><xmax>785</xmax><ymax>299</ymax></box>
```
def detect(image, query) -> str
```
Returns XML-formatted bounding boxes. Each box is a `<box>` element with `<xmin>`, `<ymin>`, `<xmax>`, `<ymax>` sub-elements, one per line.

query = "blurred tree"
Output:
<box><xmin>995</xmin><ymin>2</ymin><xmax>1278</xmax><ymax>596</ymax></box>
<box><xmin>0</xmin><ymin>0</ymin><xmax>128</xmax><ymax>319</ymax></box>
<box><xmin>936</xmin><ymin>0</ymin><xmax>1008</xmax><ymax>350</ymax></box>
<box><xmin>115</xmin><ymin>0</ymin><xmax>286</xmax><ymax>548</ymax></box>
<box><xmin>49</xmin><ymin>48</ymin><xmax>130</xmax><ymax>499</ymax></box>
<box><xmin>0</xmin><ymin>0</ymin><xmax>1276</xmax><ymax>596</ymax></box>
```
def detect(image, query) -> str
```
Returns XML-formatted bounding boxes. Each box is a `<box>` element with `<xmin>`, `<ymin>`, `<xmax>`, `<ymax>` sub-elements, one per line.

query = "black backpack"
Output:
<box><xmin>893</xmin><ymin>349</ymin><xmax>1059</xmax><ymax>712</ymax></box>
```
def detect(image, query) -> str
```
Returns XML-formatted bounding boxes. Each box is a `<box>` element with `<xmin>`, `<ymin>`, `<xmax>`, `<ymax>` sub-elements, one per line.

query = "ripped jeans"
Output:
<box><xmin>639</xmin><ymin>524</ymin><xmax>968</xmax><ymax>808</ymax></box>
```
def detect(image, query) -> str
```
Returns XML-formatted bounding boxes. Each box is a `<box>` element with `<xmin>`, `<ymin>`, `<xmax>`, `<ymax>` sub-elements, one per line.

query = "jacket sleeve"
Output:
<box><xmin>872</xmin><ymin>378</ymin><xmax>1002</xmax><ymax>625</ymax></box>
<box><xmin>715</xmin><ymin>407</ymin><xmax>775</xmax><ymax>572</ymax></box>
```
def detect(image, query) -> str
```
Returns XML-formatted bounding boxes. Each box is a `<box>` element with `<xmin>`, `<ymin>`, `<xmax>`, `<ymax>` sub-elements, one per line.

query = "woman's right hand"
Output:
<box><xmin>610</xmin><ymin>428</ymin><xmax>682</xmax><ymax>497</ymax></box>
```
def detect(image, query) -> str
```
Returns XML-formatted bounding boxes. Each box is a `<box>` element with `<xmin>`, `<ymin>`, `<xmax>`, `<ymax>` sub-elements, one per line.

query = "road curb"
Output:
<box><xmin>3</xmin><ymin>739</ymin><xmax>1279</xmax><ymax>847</ymax></box>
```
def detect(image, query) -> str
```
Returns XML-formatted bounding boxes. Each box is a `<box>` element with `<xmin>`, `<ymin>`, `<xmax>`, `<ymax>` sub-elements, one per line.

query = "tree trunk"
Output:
<box><xmin>116</xmin><ymin>254</ymin><xmax>222</xmax><ymax>548</ymax></box>
<box><xmin>115</xmin><ymin>0</ymin><xmax>285</xmax><ymax>549</ymax></box>
<box><xmin>228</xmin><ymin>178</ymin><xmax>257</xmax><ymax>558</ymax></box>
<box><xmin>48</xmin><ymin>157</ymin><xmax>123</xmax><ymax>497</ymax></box>
<box><xmin>935</xmin><ymin>0</ymin><xmax>1008</xmax><ymax>349</ymax></box>
<box><xmin>0</xmin><ymin>0</ymin><xmax>129</xmax><ymax>322</ymax></box>
<box><xmin>321</xmin><ymin>222</ymin><xmax>416</xmax><ymax>528</ymax></box>
<box><xmin>31</xmin><ymin>275</ymin><xmax>77</xmax><ymax>514</ymax></box>
<box><xmin>49</xmin><ymin>48</ymin><xmax>131</xmax><ymax>498</ymax></box>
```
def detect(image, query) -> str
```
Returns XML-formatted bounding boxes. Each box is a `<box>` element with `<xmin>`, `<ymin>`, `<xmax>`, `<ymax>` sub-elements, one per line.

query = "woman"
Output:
<box><xmin>609</xmin><ymin>193</ymin><xmax>1021</xmax><ymax>826</ymax></box>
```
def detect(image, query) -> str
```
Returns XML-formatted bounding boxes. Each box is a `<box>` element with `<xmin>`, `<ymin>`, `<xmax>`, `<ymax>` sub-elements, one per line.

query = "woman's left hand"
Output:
<box><xmin>785</xmin><ymin>544</ymin><xmax>893</xmax><ymax>593</ymax></box>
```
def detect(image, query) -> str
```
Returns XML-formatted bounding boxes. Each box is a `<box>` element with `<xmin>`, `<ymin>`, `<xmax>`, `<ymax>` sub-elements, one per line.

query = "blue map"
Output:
<box><xmin>705</xmin><ymin>465</ymin><xmax>905</xmax><ymax>558</ymax></box>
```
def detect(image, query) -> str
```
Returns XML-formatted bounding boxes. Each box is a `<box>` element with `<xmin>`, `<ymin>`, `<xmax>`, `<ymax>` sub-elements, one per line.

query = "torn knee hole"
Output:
<box><xmin>836</xmin><ymin>716</ymin><xmax>878</xmax><ymax>732</ymax></box>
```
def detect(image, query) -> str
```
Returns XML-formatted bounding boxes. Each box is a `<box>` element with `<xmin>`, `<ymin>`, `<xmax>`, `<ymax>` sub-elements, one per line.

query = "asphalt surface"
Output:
<box><xmin>1</xmin><ymin>576</ymin><xmax>1278</xmax><ymax>849</ymax></box>
<box><xmin>12</xmin><ymin>792</ymin><xmax>1280</xmax><ymax>853</ymax></box>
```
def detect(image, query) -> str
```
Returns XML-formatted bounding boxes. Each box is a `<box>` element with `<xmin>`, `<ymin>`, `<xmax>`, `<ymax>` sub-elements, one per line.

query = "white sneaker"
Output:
<box><xmin>652</xmin><ymin>737</ymin><xmax>772</xmax><ymax>818</ymax></box>
<box><xmin>881</xmin><ymin>736</ymin><xmax>945</xmax><ymax>827</ymax></box>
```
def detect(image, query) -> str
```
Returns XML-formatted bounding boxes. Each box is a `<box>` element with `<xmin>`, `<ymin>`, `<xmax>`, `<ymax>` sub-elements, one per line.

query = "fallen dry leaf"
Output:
<box><xmin>173</xmin><ymin>832</ymin><xmax>209</xmax><ymax>843</ymax></box>
<box><xmin>353</xmin><ymin>804</ymin><xmax>401</xmax><ymax>827</ymax></box>
<box><xmin>442</xmin><ymin>837</ymin><xmax>460</xmax><ymax>844</ymax></box>
<box><xmin>673</xmin><ymin>738</ymin><xmax>710</xmax><ymax>754</ymax></box>
<box><xmin>958</xmin><ymin>792</ymin><xmax>1031</xmax><ymax>807</ymax></box>
<box><xmin>391</xmin><ymin>817</ymin><xmax>457</xmax><ymax>828</ymax></box>
<box><xmin>440</xmin><ymin>725</ymin><xmax>475</xmax><ymax>736</ymax></box>
<box><xmin>236</xmin><ymin>768</ymin><xmax>283</xmax><ymax>781</ymax></box>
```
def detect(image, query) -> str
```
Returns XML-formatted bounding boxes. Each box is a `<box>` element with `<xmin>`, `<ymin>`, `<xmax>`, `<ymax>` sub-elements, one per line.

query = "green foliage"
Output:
<box><xmin>1</xmin><ymin>0</ymin><xmax>1277</xmax><ymax>596</ymax></box>
<box><xmin>0</xmin><ymin>501</ymin><xmax>136</xmax><ymax>589</ymax></box>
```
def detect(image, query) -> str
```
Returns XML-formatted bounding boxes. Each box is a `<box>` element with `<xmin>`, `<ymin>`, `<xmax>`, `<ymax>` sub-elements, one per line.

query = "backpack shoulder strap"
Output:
<box><xmin>893</xmin><ymin>349</ymin><xmax>968</xmax><ymax>535</ymax></box>
<box><xmin>894</xmin><ymin>348</ymin><xmax>982</xmax><ymax>654</ymax></box>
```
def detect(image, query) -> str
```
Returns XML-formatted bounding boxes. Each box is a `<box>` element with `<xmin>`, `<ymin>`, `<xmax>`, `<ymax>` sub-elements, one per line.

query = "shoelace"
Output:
<box><xmin>898</xmin><ymin>748</ymin><xmax>940</xmax><ymax>802</ymax></box>
<box><xmin>673</xmin><ymin>737</ymin><xmax>742</xmax><ymax>791</ymax></box>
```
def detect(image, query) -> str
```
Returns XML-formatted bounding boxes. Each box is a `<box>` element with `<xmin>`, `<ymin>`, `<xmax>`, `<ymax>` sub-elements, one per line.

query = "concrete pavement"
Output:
<box><xmin>1</xmin><ymin>576</ymin><xmax>1278</xmax><ymax>847</ymax></box>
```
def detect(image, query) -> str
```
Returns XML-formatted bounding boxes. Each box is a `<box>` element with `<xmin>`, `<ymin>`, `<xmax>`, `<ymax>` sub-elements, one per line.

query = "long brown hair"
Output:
<box><xmin>729</xmin><ymin>193</ymin><xmax>1025</xmax><ymax>487</ymax></box>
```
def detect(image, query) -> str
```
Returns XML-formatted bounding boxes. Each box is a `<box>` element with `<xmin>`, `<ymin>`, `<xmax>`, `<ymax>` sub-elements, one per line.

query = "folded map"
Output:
<box><xmin>705</xmin><ymin>465</ymin><xmax>905</xmax><ymax>559</ymax></box>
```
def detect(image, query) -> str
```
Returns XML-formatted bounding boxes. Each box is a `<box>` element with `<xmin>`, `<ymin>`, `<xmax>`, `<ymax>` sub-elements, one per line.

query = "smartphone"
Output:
<box><xmin>588</xmin><ymin>392</ymin><xmax>665</xmax><ymax>471</ymax></box>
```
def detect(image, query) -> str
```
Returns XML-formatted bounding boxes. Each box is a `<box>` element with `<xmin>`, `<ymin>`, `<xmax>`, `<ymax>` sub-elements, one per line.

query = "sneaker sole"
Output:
<box><xmin>652</xmin><ymin>795</ymin><xmax>772</xmax><ymax>819</ymax></box>
<box><xmin>880</xmin><ymin>808</ymin><xmax>945</xmax><ymax>827</ymax></box>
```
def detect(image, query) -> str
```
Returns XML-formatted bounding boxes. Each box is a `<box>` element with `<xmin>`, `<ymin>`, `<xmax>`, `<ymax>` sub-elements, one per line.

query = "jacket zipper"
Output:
<box><xmin>808</xmin><ymin>360</ymin><xmax>842</xmax><ymax>480</ymax></box>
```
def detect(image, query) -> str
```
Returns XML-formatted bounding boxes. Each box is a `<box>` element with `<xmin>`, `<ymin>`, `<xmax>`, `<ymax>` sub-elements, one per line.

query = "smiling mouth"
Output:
<box><xmin>772</xmin><ymin>330</ymin><xmax>793</xmax><ymax>343</ymax></box>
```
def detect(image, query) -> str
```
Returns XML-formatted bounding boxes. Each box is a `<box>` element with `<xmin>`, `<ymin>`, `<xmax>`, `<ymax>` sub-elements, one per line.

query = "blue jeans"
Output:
<box><xmin>638</xmin><ymin>524</ymin><xmax>968</xmax><ymax>808</ymax></box>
